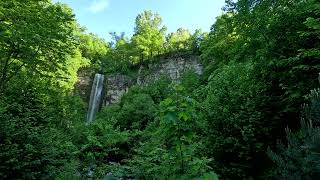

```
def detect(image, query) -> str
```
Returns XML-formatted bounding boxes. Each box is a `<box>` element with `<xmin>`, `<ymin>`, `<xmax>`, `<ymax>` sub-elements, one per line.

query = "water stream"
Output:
<box><xmin>87</xmin><ymin>73</ymin><xmax>105</xmax><ymax>123</ymax></box>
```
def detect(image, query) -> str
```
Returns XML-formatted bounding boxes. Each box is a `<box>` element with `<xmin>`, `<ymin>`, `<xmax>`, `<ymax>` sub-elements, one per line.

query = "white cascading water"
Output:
<box><xmin>87</xmin><ymin>73</ymin><xmax>105</xmax><ymax>123</ymax></box>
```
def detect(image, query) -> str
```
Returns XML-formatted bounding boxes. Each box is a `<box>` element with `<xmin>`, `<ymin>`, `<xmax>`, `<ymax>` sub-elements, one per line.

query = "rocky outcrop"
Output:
<box><xmin>103</xmin><ymin>74</ymin><xmax>134</xmax><ymax>106</ymax></box>
<box><xmin>76</xmin><ymin>54</ymin><xmax>202</xmax><ymax>107</ymax></box>
<box><xmin>75</xmin><ymin>67</ymin><xmax>95</xmax><ymax>103</ymax></box>
<box><xmin>138</xmin><ymin>55</ymin><xmax>202</xmax><ymax>84</ymax></box>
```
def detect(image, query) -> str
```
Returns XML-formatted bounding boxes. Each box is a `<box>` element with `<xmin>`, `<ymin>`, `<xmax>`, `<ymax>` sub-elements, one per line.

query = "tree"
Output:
<box><xmin>104</xmin><ymin>33</ymin><xmax>139</xmax><ymax>73</ymax></box>
<box><xmin>132</xmin><ymin>10</ymin><xmax>166</xmax><ymax>62</ymax></box>
<box><xmin>268</xmin><ymin>86</ymin><xmax>320</xmax><ymax>179</ymax></box>
<box><xmin>190</xmin><ymin>29</ymin><xmax>206</xmax><ymax>54</ymax></box>
<box><xmin>78</xmin><ymin>32</ymin><xmax>109</xmax><ymax>67</ymax></box>
<box><xmin>0</xmin><ymin>1</ymin><xmax>87</xmax><ymax>178</ymax></box>
<box><xmin>0</xmin><ymin>78</ymin><xmax>81</xmax><ymax>179</ymax></box>
<box><xmin>199</xmin><ymin>0</ymin><xmax>320</xmax><ymax>178</ymax></box>
<box><xmin>202</xmin><ymin>62</ymin><xmax>269</xmax><ymax>179</ymax></box>
<box><xmin>0</xmin><ymin>0</ymin><xmax>77</xmax><ymax>92</ymax></box>
<box><xmin>128</xmin><ymin>84</ymin><xmax>212</xmax><ymax>179</ymax></box>
<box><xmin>109</xmin><ymin>31</ymin><xmax>126</xmax><ymax>48</ymax></box>
<box><xmin>165</xmin><ymin>28</ymin><xmax>192</xmax><ymax>52</ymax></box>
<box><xmin>200</xmin><ymin>13</ymin><xmax>238</xmax><ymax>71</ymax></box>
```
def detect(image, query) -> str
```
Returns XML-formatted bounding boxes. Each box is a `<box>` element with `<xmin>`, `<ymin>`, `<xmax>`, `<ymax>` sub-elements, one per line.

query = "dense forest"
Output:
<box><xmin>1</xmin><ymin>0</ymin><xmax>320</xmax><ymax>179</ymax></box>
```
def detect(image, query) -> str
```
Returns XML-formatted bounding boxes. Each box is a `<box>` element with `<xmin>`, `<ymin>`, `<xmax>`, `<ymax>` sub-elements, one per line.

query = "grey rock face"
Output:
<box><xmin>138</xmin><ymin>55</ymin><xmax>202</xmax><ymax>84</ymax></box>
<box><xmin>103</xmin><ymin>74</ymin><xmax>134</xmax><ymax>106</ymax></box>
<box><xmin>76</xmin><ymin>55</ymin><xmax>202</xmax><ymax>108</ymax></box>
<box><xmin>75</xmin><ymin>67</ymin><xmax>95</xmax><ymax>103</ymax></box>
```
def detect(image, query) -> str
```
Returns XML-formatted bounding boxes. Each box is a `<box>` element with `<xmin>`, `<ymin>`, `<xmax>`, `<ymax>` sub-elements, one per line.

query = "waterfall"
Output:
<box><xmin>87</xmin><ymin>73</ymin><xmax>105</xmax><ymax>123</ymax></box>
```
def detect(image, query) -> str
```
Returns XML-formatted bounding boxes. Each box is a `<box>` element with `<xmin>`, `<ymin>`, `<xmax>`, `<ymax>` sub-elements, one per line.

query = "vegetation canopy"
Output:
<box><xmin>0</xmin><ymin>0</ymin><xmax>319</xmax><ymax>179</ymax></box>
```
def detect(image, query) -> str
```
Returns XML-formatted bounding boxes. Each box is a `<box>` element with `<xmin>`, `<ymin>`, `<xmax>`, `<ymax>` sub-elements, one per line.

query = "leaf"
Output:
<box><xmin>163</xmin><ymin>111</ymin><xmax>177</xmax><ymax>124</ymax></box>
<box><xmin>178</xmin><ymin>112</ymin><xmax>189</xmax><ymax>121</ymax></box>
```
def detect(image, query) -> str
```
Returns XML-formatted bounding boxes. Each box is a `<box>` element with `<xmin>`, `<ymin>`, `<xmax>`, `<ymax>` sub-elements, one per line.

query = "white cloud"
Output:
<box><xmin>88</xmin><ymin>0</ymin><xmax>109</xmax><ymax>14</ymax></box>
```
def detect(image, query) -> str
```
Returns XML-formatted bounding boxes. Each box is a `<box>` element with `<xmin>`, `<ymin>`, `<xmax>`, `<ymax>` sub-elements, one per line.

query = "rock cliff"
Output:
<box><xmin>76</xmin><ymin>54</ymin><xmax>202</xmax><ymax>107</ymax></box>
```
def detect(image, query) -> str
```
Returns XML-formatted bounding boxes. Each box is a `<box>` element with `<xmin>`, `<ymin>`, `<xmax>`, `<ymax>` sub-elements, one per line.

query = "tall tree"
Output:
<box><xmin>199</xmin><ymin>0</ymin><xmax>320</xmax><ymax>178</ymax></box>
<box><xmin>0</xmin><ymin>0</ymin><xmax>77</xmax><ymax>92</ymax></box>
<box><xmin>105</xmin><ymin>34</ymin><xmax>138</xmax><ymax>73</ymax></box>
<box><xmin>165</xmin><ymin>28</ymin><xmax>192</xmax><ymax>52</ymax></box>
<box><xmin>190</xmin><ymin>29</ymin><xmax>206</xmax><ymax>54</ymax></box>
<box><xmin>78</xmin><ymin>32</ymin><xmax>109</xmax><ymax>66</ymax></box>
<box><xmin>132</xmin><ymin>10</ymin><xmax>166</xmax><ymax>63</ymax></box>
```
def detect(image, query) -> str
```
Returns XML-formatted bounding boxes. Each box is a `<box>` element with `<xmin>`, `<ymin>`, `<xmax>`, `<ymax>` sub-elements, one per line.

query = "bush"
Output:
<box><xmin>268</xmin><ymin>88</ymin><xmax>320</xmax><ymax>179</ymax></box>
<box><xmin>77</xmin><ymin>118</ymin><xmax>130</xmax><ymax>179</ymax></box>
<box><xmin>201</xmin><ymin>62</ymin><xmax>270</xmax><ymax>179</ymax></box>
<box><xmin>128</xmin><ymin>85</ymin><xmax>212</xmax><ymax>179</ymax></box>
<box><xmin>0</xmin><ymin>87</ymin><xmax>79</xmax><ymax>179</ymax></box>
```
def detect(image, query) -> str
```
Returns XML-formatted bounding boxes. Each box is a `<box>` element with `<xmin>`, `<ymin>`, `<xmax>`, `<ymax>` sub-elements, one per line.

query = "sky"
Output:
<box><xmin>53</xmin><ymin>0</ymin><xmax>226</xmax><ymax>41</ymax></box>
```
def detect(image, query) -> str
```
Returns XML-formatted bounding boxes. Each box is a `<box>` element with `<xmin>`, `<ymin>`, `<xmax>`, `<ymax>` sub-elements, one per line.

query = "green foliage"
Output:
<box><xmin>54</xmin><ymin>48</ymin><xmax>90</xmax><ymax>92</ymax></box>
<box><xmin>194</xmin><ymin>172</ymin><xmax>219</xmax><ymax>180</ymax></box>
<box><xmin>0</xmin><ymin>0</ymin><xmax>77</xmax><ymax>92</ymax></box>
<box><xmin>124</xmin><ymin>76</ymin><xmax>172</xmax><ymax>104</ymax></box>
<box><xmin>1</xmin><ymin>0</ymin><xmax>319</xmax><ymax>179</ymax></box>
<box><xmin>78</xmin><ymin>32</ymin><xmax>109</xmax><ymax>68</ymax></box>
<box><xmin>77</xmin><ymin>118</ymin><xmax>130</xmax><ymax>179</ymax></box>
<box><xmin>0</xmin><ymin>82</ymin><xmax>81</xmax><ymax>179</ymax></box>
<box><xmin>117</xmin><ymin>93</ymin><xmax>157</xmax><ymax>130</ymax></box>
<box><xmin>78</xmin><ymin>77</ymin><xmax>216</xmax><ymax>179</ymax></box>
<box><xmin>165</xmin><ymin>28</ymin><xmax>206</xmax><ymax>54</ymax></box>
<box><xmin>190</xmin><ymin>29</ymin><xmax>207</xmax><ymax>54</ymax></box>
<box><xmin>165</xmin><ymin>28</ymin><xmax>192</xmax><ymax>52</ymax></box>
<box><xmin>132</xmin><ymin>10</ymin><xmax>166</xmax><ymax>62</ymax></box>
<box><xmin>200</xmin><ymin>13</ymin><xmax>238</xmax><ymax>76</ymax></box>
<box><xmin>199</xmin><ymin>0</ymin><xmax>320</xmax><ymax>178</ymax></box>
<box><xmin>104</xmin><ymin>35</ymin><xmax>137</xmax><ymax>74</ymax></box>
<box><xmin>268</xmin><ymin>87</ymin><xmax>320</xmax><ymax>179</ymax></box>
<box><xmin>0</xmin><ymin>1</ymin><xmax>88</xmax><ymax>179</ymax></box>
<box><xmin>75</xmin><ymin>79</ymin><xmax>171</xmax><ymax>178</ymax></box>
<box><xmin>180</xmin><ymin>70</ymin><xmax>201</xmax><ymax>95</ymax></box>
<box><xmin>201</xmin><ymin>62</ymin><xmax>269</xmax><ymax>179</ymax></box>
<box><xmin>128</xmin><ymin>84</ymin><xmax>211</xmax><ymax>179</ymax></box>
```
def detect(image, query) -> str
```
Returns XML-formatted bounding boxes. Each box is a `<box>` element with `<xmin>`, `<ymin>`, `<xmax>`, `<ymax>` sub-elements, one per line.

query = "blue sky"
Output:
<box><xmin>54</xmin><ymin>0</ymin><xmax>226</xmax><ymax>41</ymax></box>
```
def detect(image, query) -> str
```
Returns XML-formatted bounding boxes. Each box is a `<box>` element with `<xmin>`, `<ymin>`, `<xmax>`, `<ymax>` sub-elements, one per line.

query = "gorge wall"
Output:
<box><xmin>76</xmin><ymin>54</ymin><xmax>202</xmax><ymax>107</ymax></box>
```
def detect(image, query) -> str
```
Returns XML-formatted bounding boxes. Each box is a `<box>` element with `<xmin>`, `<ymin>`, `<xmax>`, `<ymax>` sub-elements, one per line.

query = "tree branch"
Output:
<box><xmin>1</xmin><ymin>45</ymin><xmax>41</xmax><ymax>91</ymax></box>
<box><xmin>5</xmin><ymin>62</ymin><xmax>26</xmax><ymax>84</ymax></box>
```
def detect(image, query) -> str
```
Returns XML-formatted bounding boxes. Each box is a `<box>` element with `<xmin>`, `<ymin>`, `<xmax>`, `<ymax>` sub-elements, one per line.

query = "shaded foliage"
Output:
<box><xmin>268</xmin><ymin>87</ymin><xmax>320</xmax><ymax>179</ymax></box>
<box><xmin>0</xmin><ymin>0</ymin><xmax>77</xmax><ymax>92</ymax></box>
<box><xmin>1</xmin><ymin>0</ymin><xmax>320</xmax><ymax>179</ymax></box>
